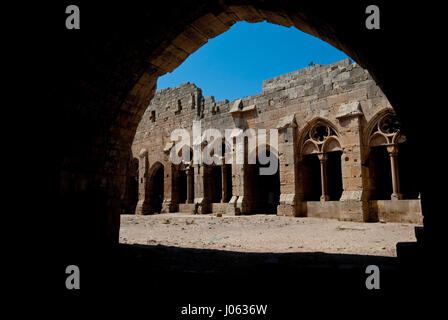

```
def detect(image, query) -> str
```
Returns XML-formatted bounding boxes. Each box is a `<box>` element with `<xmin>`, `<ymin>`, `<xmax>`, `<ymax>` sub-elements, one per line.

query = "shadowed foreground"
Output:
<box><xmin>63</xmin><ymin>242</ymin><xmax>428</xmax><ymax>308</ymax></box>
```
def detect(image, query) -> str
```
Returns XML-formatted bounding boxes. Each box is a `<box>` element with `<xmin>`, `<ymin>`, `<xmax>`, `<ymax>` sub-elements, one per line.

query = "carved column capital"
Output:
<box><xmin>387</xmin><ymin>144</ymin><xmax>399</xmax><ymax>155</ymax></box>
<box><xmin>138</xmin><ymin>148</ymin><xmax>148</xmax><ymax>158</ymax></box>
<box><xmin>317</xmin><ymin>153</ymin><xmax>328</xmax><ymax>162</ymax></box>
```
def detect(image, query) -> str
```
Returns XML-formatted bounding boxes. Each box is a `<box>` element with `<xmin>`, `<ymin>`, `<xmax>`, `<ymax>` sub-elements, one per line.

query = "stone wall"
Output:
<box><xmin>370</xmin><ymin>200</ymin><xmax>422</xmax><ymax>224</ymax></box>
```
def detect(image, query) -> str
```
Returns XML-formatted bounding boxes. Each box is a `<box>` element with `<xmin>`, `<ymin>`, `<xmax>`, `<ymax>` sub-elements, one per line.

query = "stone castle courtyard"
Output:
<box><xmin>49</xmin><ymin>2</ymin><xmax>436</xmax><ymax>299</ymax></box>
<box><xmin>119</xmin><ymin>213</ymin><xmax>417</xmax><ymax>257</ymax></box>
<box><xmin>126</xmin><ymin>59</ymin><xmax>422</xmax><ymax>225</ymax></box>
<box><xmin>121</xmin><ymin>59</ymin><xmax>423</xmax><ymax>258</ymax></box>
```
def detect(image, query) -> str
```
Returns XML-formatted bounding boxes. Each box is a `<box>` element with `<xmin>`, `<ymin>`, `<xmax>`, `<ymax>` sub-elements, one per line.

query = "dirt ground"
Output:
<box><xmin>119</xmin><ymin>213</ymin><xmax>418</xmax><ymax>257</ymax></box>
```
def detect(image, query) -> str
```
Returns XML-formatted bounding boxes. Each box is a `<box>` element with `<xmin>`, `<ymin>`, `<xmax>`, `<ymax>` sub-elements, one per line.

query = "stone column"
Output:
<box><xmin>135</xmin><ymin>148</ymin><xmax>150</xmax><ymax>215</ymax></box>
<box><xmin>387</xmin><ymin>145</ymin><xmax>402</xmax><ymax>200</ymax></box>
<box><xmin>221</xmin><ymin>163</ymin><xmax>227</xmax><ymax>203</ymax></box>
<box><xmin>186</xmin><ymin>168</ymin><xmax>194</xmax><ymax>203</ymax></box>
<box><xmin>318</xmin><ymin>153</ymin><xmax>330</xmax><ymax>201</ymax></box>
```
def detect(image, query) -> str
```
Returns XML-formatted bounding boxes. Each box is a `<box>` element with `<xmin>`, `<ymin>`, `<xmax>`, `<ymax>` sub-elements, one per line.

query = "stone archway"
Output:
<box><xmin>368</xmin><ymin>146</ymin><xmax>392</xmax><ymax>200</ymax></box>
<box><xmin>245</xmin><ymin>145</ymin><xmax>280</xmax><ymax>214</ymax></box>
<box><xmin>298</xmin><ymin>120</ymin><xmax>343</xmax><ymax>202</ymax></box>
<box><xmin>147</xmin><ymin>162</ymin><xmax>165</xmax><ymax>214</ymax></box>
<box><xmin>366</xmin><ymin>112</ymin><xmax>406</xmax><ymax>200</ymax></box>
<box><xmin>54</xmin><ymin>1</ymin><xmax>434</xmax><ymax>248</ymax></box>
<box><xmin>172</xmin><ymin>147</ymin><xmax>194</xmax><ymax>208</ymax></box>
<box><xmin>209</xmin><ymin>165</ymin><xmax>223</xmax><ymax>203</ymax></box>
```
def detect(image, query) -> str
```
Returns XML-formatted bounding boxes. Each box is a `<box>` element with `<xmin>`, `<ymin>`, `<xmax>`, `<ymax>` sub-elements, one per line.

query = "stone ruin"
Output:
<box><xmin>125</xmin><ymin>59</ymin><xmax>422</xmax><ymax>224</ymax></box>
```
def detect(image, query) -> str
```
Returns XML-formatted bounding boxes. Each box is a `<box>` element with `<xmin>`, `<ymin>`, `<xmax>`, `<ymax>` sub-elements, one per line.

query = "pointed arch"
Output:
<box><xmin>297</xmin><ymin>117</ymin><xmax>342</xmax><ymax>155</ymax></box>
<box><xmin>246</xmin><ymin>143</ymin><xmax>280</xmax><ymax>214</ymax></box>
<box><xmin>364</xmin><ymin>108</ymin><xmax>404</xmax><ymax>147</ymax></box>
<box><xmin>297</xmin><ymin>118</ymin><xmax>343</xmax><ymax>202</ymax></box>
<box><xmin>365</xmin><ymin>109</ymin><xmax>417</xmax><ymax>200</ymax></box>
<box><xmin>322</xmin><ymin>136</ymin><xmax>342</xmax><ymax>153</ymax></box>
<box><xmin>147</xmin><ymin>161</ymin><xmax>165</xmax><ymax>214</ymax></box>
<box><xmin>148</xmin><ymin>161</ymin><xmax>164</xmax><ymax>179</ymax></box>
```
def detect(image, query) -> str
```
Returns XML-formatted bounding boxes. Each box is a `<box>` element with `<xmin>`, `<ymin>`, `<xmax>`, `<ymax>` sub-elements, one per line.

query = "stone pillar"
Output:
<box><xmin>318</xmin><ymin>153</ymin><xmax>330</xmax><ymax>201</ymax></box>
<box><xmin>276</xmin><ymin>119</ymin><xmax>299</xmax><ymax>216</ymax></box>
<box><xmin>295</xmin><ymin>156</ymin><xmax>307</xmax><ymax>217</ymax></box>
<box><xmin>193</xmin><ymin>164</ymin><xmax>208</xmax><ymax>214</ymax></box>
<box><xmin>226</xmin><ymin>164</ymin><xmax>240</xmax><ymax>214</ymax></box>
<box><xmin>220</xmin><ymin>163</ymin><xmax>227</xmax><ymax>202</ymax></box>
<box><xmin>236</xmin><ymin>163</ymin><xmax>248</xmax><ymax>214</ymax></box>
<box><xmin>161</xmin><ymin>164</ymin><xmax>175</xmax><ymax>213</ymax></box>
<box><xmin>135</xmin><ymin>149</ymin><xmax>150</xmax><ymax>215</ymax></box>
<box><xmin>226</xmin><ymin>137</ymin><xmax>246</xmax><ymax>215</ymax></box>
<box><xmin>387</xmin><ymin>145</ymin><xmax>402</xmax><ymax>200</ymax></box>
<box><xmin>239</xmin><ymin>131</ymin><xmax>254</xmax><ymax>215</ymax></box>
<box><xmin>336</xmin><ymin>102</ymin><xmax>370</xmax><ymax>222</ymax></box>
<box><xmin>186</xmin><ymin>168</ymin><xmax>194</xmax><ymax>203</ymax></box>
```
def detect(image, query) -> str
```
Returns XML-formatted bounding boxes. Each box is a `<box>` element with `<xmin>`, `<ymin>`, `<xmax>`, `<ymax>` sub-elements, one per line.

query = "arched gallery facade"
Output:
<box><xmin>127</xmin><ymin>59</ymin><xmax>422</xmax><ymax>224</ymax></box>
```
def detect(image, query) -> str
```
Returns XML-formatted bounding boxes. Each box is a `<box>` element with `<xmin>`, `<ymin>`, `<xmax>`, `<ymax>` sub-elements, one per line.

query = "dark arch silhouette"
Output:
<box><xmin>246</xmin><ymin>145</ymin><xmax>280</xmax><ymax>214</ymax></box>
<box><xmin>50</xmin><ymin>3</ymin><xmax>436</xmax><ymax>267</ymax></box>
<box><xmin>147</xmin><ymin>162</ymin><xmax>165</xmax><ymax>213</ymax></box>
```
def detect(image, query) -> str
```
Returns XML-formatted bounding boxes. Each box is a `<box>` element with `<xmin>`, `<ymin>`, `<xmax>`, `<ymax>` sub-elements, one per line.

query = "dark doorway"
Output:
<box><xmin>369</xmin><ymin>147</ymin><xmax>392</xmax><ymax>200</ymax></box>
<box><xmin>301</xmin><ymin>154</ymin><xmax>321</xmax><ymax>201</ymax></box>
<box><xmin>149</xmin><ymin>164</ymin><xmax>164</xmax><ymax>213</ymax></box>
<box><xmin>224</xmin><ymin>164</ymin><xmax>232</xmax><ymax>202</ymax></box>
<box><xmin>178</xmin><ymin>169</ymin><xmax>188</xmax><ymax>204</ymax></box>
<box><xmin>127</xmin><ymin>175</ymin><xmax>138</xmax><ymax>213</ymax></box>
<box><xmin>210</xmin><ymin>165</ymin><xmax>222</xmax><ymax>203</ymax></box>
<box><xmin>247</xmin><ymin>150</ymin><xmax>280</xmax><ymax>214</ymax></box>
<box><xmin>398</xmin><ymin>142</ymin><xmax>419</xmax><ymax>199</ymax></box>
<box><xmin>327</xmin><ymin>151</ymin><xmax>343</xmax><ymax>200</ymax></box>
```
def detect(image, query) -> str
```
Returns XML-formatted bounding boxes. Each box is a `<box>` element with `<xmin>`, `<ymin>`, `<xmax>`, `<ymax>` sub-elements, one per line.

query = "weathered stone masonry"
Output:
<box><xmin>129</xmin><ymin>59</ymin><xmax>422</xmax><ymax>224</ymax></box>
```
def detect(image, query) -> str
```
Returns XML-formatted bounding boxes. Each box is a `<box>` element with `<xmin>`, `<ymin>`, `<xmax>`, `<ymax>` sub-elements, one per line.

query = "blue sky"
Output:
<box><xmin>157</xmin><ymin>21</ymin><xmax>351</xmax><ymax>102</ymax></box>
